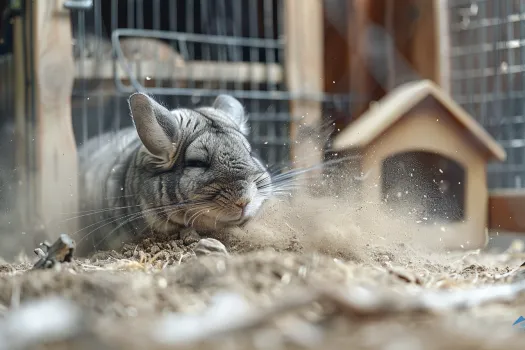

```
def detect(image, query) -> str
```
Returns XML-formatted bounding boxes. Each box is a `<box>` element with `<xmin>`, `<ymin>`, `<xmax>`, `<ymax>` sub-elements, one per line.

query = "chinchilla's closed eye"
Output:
<box><xmin>185</xmin><ymin>159</ymin><xmax>209</xmax><ymax>168</ymax></box>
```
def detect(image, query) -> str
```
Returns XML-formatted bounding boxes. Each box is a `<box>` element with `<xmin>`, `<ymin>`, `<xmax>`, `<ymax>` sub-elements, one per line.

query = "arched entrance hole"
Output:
<box><xmin>381</xmin><ymin>151</ymin><xmax>466</xmax><ymax>223</ymax></box>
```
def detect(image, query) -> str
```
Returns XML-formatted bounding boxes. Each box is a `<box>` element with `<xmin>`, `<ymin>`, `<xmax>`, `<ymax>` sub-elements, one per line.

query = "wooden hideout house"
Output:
<box><xmin>323</xmin><ymin>0</ymin><xmax>522</xmax><ymax>248</ymax></box>
<box><xmin>332</xmin><ymin>80</ymin><xmax>507</xmax><ymax>249</ymax></box>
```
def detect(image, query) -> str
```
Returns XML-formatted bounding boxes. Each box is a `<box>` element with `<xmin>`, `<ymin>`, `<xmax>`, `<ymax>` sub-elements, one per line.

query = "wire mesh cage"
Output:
<box><xmin>0</xmin><ymin>0</ymin><xmax>356</xmax><ymax>240</ymax></box>
<box><xmin>69</xmin><ymin>0</ymin><xmax>349</xmax><ymax>169</ymax></box>
<box><xmin>447</xmin><ymin>0</ymin><xmax>525</xmax><ymax>189</ymax></box>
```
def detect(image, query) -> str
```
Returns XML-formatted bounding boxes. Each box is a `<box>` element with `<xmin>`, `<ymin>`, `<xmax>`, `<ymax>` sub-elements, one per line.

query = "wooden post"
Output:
<box><xmin>488</xmin><ymin>190</ymin><xmax>525</xmax><ymax>233</ymax></box>
<box><xmin>348</xmin><ymin>0</ymin><xmax>385</xmax><ymax>120</ymax></box>
<box><xmin>31</xmin><ymin>0</ymin><xmax>78</xmax><ymax>236</ymax></box>
<box><xmin>322</xmin><ymin>0</ymin><xmax>352</xmax><ymax>134</ymax></box>
<box><xmin>347</xmin><ymin>0</ymin><xmax>445</xmax><ymax>121</ymax></box>
<box><xmin>12</xmin><ymin>15</ymin><xmax>28</xmax><ymax>222</ymax></box>
<box><xmin>285</xmin><ymin>0</ymin><xmax>324</xmax><ymax>186</ymax></box>
<box><xmin>404</xmin><ymin>0</ymin><xmax>443</xmax><ymax>85</ymax></box>
<box><xmin>435</xmin><ymin>0</ymin><xmax>451</xmax><ymax>92</ymax></box>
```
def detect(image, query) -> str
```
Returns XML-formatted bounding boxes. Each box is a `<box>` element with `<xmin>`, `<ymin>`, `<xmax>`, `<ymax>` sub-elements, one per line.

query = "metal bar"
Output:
<box><xmin>77</xmin><ymin>10</ymin><xmax>88</xmax><ymax>145</ymax></box>
<box><xmin>112</xmin><ymin>28</ymin><xmax>285</xmax><ymax>49</ymax></box>
<box><xmin>94</xmin><ymin>0</ymin><xmax>103</xmax><ymax>145</ymax></box>
<box><xmin>249</xmin><ymin>0</ymin><xmax>261</xmax><ymax>160</ymax></box>
<box><xmin>186</xmin><ymin>0</ymin><xmax>195</xmax><ymax>89</ymax></box>
<box><xmin>111</xmin><ymin>0</ymin><xmax>121</xmax><ymax>131</ymax></box>
<box><xmin>263</xmin><ymin>0</ymin><xmax>276</xmax><ymax>165</ymax></box>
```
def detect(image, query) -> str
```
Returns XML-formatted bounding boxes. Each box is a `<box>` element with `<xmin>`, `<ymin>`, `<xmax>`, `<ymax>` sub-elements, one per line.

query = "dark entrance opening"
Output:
<box><xmin>381</xmin><ymin>151</ymin><xmax>466</xmax><ymax>223</ymax></box>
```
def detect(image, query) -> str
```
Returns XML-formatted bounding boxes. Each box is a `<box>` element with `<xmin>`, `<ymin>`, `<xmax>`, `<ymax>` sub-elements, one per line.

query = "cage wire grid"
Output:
<box><xmin>70</xmin><ymin>0</ymin><xmax>352</xmax><ymax>170</ymax></box>
<box><xmin>0</xmin><ymin>0</ymin><xmax>37</xmax><ymax>219</ymax></box>
<box><xmin>448</xmin><ymin>0</ymin><xmax>525</xmax><ymax>189</ymax></box>
<box><xmin>0</xmin><ymin>0</ymin><xmax>355</xmax><ymax>225</ymax></box>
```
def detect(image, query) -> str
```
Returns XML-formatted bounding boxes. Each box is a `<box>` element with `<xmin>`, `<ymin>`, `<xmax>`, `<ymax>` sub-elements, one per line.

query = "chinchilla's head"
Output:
<box><xmin>128</xmin><ymin>93</ymin><xmax>273</xmax><ymax>230</ymax></box>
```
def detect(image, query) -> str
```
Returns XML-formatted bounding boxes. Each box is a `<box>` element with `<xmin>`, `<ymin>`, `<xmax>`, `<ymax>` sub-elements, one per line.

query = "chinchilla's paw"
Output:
<box><xmin>180</xmin><ymin>227</ymin><xmax>202</xmax><ymax>245</ymax></box>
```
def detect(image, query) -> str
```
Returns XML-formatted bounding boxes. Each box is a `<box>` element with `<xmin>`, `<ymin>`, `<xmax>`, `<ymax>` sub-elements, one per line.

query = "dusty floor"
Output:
<box><xmin>1</xmin><ymin>196</ymin><xmax>525</xmax><ymax>349</ymax></box>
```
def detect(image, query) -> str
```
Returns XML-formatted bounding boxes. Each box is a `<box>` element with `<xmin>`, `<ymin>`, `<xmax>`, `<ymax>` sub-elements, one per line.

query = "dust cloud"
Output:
<box><xmin>221</xmin><ymin>171</ymin><xmax>462</xmax><ymax>270</ymax></box>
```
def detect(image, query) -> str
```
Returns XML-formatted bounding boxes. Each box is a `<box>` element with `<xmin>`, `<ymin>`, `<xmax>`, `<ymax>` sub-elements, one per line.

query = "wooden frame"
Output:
<box><xmin>12</xmin><ymin>14</ymin><xmax>29</xmax><ymax>221</ymax></box>
<box><xmin>26</xmin><ymin>0</ymin><xmax>78</xmax><ymax>235</ymax></box>
<box><xmin>76</xmin><ymin>60</ymin><xmax>283</xmax><ymax>84</ymax></box>
<box><xmin>435</xmin><ymin>0</ymin><xmax>451</xmax><ymax>93</ymax></box>
<box><xmin>284</xmin><ymin>0</ymin><xmax>324</xmax><ymax>181</ymax></box>
<box><xmin>347</xmin><ymin>0</ymin><xmax>445</xmax><ymax>120</ymax></box>
<box><xmin>488</xmin><ymin>190</ymin><xmax>525</xmax><ymax>233</ymax></box>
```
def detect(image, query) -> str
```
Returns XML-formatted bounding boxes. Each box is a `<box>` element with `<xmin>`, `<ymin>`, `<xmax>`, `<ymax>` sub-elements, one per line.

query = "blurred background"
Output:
<box><xmin>0</xmin><ymin>0</ymin><xmax>522</xmax><ymax>257</ymax></box>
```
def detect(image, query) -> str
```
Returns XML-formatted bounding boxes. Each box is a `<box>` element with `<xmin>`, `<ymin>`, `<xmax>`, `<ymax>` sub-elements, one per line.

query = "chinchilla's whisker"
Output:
<box><xmin>60</xmin><ymin>197</ymin><xmax>199</xmax><ymax>220</ymax></box>
<box><xmin>270</xmin><ymin>154</ymin><xmax>357</xmax><ymax>181</ymax></box>
<box><xmin>72</xmin><ymin>211</ymin><xmax>138</xmax><ymax>238</ymax></box>
<box><xmin>183</xmin><ymin>205</ymin><xmax>215</xmax><ymax>227</ymax></box>
<box><xmin>265</xmin><ymin>192</ymin><xmax>292</xmax><ymax>200</ymax></box>
<box><xmin>190</xmin><ymin>208</ymin><xmax>210</xmax><ymax>227</ymax></box>
<box><xmin>265</xmin><ymin>147</ymin><xmax>339</xmax><ymax>175</ymax></box>
<box><xmin>69</xmin><ymin>196</ymin><xmax>211</xmax><ymax>224</ymax></box>
<box><xmin>74</xmin><ymin>201</ymin><xmax>201</xmax><ymax>240</ymax></box>
<box><xmin>183</xmin><ymin>205</ymin><xmax>209</xmax><ymax>226</ymax></box>
<box><xmin>266</xmin><ymin>181</ymin><xmax>300</xmax><ymax>188</ymax></box>
<box><xmin>77</xmin><ymin>211</ymin><xmax>145</xmax><ymax>246</ymax></box>
<box><xmin>214</xmin><ymin>209</ymin><xmax>226</xmax><ymax>229</ymax></box>
<box><xmin>164</xmin><ymin>207</ymin><xmax>184</xmax><ymax>226</ymax></box>
<box><xmin>93</xmin><ymin>212</ymin><xmax>147</xmax><ymax>249</ymax></box>
<box><xmin>138</xmin><ymin>219</ymin><xmax>154</xmax><ymax>236</ymax></box>
<box><xmin>60</xmin><ymin>203</ymin><xmax>145</xmax><ymax>218</ymax></box>
<box><xmin>76</xmin><ymin>205</ymin><xmax>171</xmax><ymax>239</ymax></box>
<box><xmin>61</xmin><ymin>204</ymin><xmax>146</xmax><ymax>222</ymax></box>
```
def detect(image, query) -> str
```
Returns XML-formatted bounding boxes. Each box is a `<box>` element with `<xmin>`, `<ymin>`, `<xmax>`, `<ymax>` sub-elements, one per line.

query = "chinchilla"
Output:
<box><xmin>76</xmin><ymin>93</ymin><xmax>273</xmax><ymax>255</ymax></box>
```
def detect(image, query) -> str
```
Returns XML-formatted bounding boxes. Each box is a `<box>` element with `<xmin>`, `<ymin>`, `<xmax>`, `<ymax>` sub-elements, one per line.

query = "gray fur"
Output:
<box><xmin>77</xmin><ymin>94</ymin><xmax>272</xmax><ymax>254</ymax></box>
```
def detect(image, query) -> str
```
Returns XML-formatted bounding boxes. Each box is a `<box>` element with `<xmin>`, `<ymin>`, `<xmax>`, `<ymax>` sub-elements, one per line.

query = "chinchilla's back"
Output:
<box><xmin>76</xmin><ymin>126</ymin><xmax>142</xmax><ymax>250</ymax></box>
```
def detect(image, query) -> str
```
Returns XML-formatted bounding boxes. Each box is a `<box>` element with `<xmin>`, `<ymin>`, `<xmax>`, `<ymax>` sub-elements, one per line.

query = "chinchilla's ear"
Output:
<box><xmin>128</xmin><ymin>93</ymin><xmax>179</xmax><ymax>165</ymax></box>
<box><xmin>212</xmin><ymin>95</ymin><xmax>249</xmax><ymax>135</ymax></box>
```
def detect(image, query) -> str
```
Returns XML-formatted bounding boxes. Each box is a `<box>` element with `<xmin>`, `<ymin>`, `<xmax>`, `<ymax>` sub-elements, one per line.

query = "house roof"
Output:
<box><xmin>332</xmin><ymin>79</ymin><xmax>506</xmax><ymax>162</ymax></box>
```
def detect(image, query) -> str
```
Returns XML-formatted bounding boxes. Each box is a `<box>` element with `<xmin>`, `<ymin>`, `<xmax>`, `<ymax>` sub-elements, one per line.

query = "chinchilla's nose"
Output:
<box><xmin>234</xmin><ymin>197</ymin><xmax>251</xmax><ymax>209</ymax></box>
<box><xmin>231</xmin><ymin>180</ymin><xmax>256</xmax><ymax>205</ymax></box>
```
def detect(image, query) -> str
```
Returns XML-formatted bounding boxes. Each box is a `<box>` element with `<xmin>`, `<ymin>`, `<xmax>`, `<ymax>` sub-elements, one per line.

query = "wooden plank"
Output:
<box><xmin>348</xmin><ymin>0</ymin><xmax>385</xmax><ymax>120</ymax></box>
<box><xmin>12</xmin><ymin>16</ymin><xmax>29</xmax><ymax>221</ymax></box>
<box><xmin>407</xmin><ymin>0</ymin><xmax>442</xmax><ymax>85</ymax></box>
<box><xmin>32</xmin><ymin>1</ymin><xmax>78</xmax><ymax>236</ymax></box>
<box><xmin>323</xmin><ymin>0</ymin><xmax>352</xmax><ymax>133</ymax></box>
<box><xmin>75</xmin><ymin>60</ymin><xmax>283</xmax><ymax>84</ymax></box>
<box><xmin>347</xmin><ymin>0</ymin><xmax>444</xmax><ymax>120</ymax></box>
<box><xmin>488</xmin><ymin>190</ymin><xmax>525</xmax><ymax>232</ymax></box>
<box><xmin>284</xmin><ymin>0</ymin><xmax>324</xmax><ymax>182</ymax></box>
<box><xmin>435</xmin><ymin>0</ymin><xmax>451</xmax><ymax>92</ymax></box>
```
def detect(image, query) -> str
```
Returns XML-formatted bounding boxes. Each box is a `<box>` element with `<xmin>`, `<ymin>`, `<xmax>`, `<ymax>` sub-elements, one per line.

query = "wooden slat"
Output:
<box><xmin>323</xmin><ymin>0</ymin><xmax>352</xmax><ymax>133</ymax></box>
<box><xmin>12</xmin><ymin>16</ymin><xmax>29</xmax><ymax>221</ymax></box>
<box><xmin>436</xmin><ymin>0</ymin><xmax>451</xmax><ymax>92</ymax></box>
<box><xmin>285</xmin><ymin>0</ymin><xmax>324</xmax><ymax>181</ymax></box>
<box><xmin>75</xmin><ymin>60</ymin><xmax>283</xmax><ymax>84</ymax></box>
<box><xmin>32</xmin><ymin>1</ymin><xmax>78</xmax><ymax>236</ymax></box>
<box><xmin>407</xmin><ymin>0</ymin><xmax>442</xmax><ymax>85</ymax></box>
<box><xmin>348</xmin><ymin>0</ymin><xmax>385</xmax><ymax>120</ymax></box>
<box><xmin>489</xmin><ymin>190</ymin><xmax>525</xmax><ymax>232</ymax></box>
<box><xmin>347</xmin><ymin>0</ymin><xmax>444</xmax><ymax>119</ymax></box>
